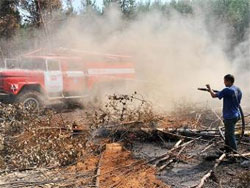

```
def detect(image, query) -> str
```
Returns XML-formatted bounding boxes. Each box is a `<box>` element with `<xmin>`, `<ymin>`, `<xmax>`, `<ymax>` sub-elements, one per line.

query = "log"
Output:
<box><xmin>156</xmin><ymin>128</ymin><xmax>218</xmax><ymax>141</ymax></box>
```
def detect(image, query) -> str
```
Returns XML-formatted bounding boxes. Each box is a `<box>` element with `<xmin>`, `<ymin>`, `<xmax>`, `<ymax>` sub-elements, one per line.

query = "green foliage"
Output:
<box><xmin>102</xmin><ymin>0</ymin><xmax>136</xmax><ymax>18</ymax></box>
<box><xmin>170</xmin><ymin>0</ymin><xmax>193</xmax><ymax>14</ymax></box>
<box><xmin>211</xmin><ymin>0</ymin><xmax>250</xmax><ymax>42</ymax></box>
<box><xmin>121</xmin><ymin>0</ymin><xmax>136</xmax><ymax>17</ymax></box>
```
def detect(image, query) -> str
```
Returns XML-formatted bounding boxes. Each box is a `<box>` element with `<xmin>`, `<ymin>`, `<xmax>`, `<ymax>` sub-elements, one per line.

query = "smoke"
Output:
<box><xmin>232</xmin><ymin>30</ymin><xmax>250</xmax><ymax>99</ymax></box>
<box><xmin>12</xmin><ymin>4</ymin><xmax>250</xmax><ymax>110</ymax></box>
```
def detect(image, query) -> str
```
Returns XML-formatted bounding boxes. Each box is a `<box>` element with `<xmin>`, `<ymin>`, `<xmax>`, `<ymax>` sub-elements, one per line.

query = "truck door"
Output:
<box><xmin>61</xmin><ymin>60</ymin><xmax>86</xmax><ymax>96</ymax></box>
<box><xmin>45</xmin><ymin>59</ymin><xmax>63</xmax><ymax>97</ymax></box>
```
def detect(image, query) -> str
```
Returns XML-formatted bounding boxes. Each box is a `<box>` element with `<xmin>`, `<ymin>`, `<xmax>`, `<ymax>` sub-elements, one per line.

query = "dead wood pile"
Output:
<box><xmin>86</xmin><ymin>92</ymin><xmax>162</xmax><ymax>130</ymax></box>
<box><xmin>0</xmin><ymin>103</ymin><xmax>90</xmax><ymax>169</ymax></box>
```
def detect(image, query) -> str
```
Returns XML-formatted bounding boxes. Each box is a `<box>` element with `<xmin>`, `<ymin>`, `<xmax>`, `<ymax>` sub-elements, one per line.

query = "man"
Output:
<box><xmin>206</xmin><ymin>74</ymin><xmax>242</xmax><ymax>153</ymax></box>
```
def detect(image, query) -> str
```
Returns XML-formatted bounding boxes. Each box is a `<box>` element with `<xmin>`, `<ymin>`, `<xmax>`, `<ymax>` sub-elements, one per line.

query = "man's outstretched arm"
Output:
<box><xmin>206</xmin><ymin>84</ymin><xmax>217</xmax><ymax>98</ymax></box>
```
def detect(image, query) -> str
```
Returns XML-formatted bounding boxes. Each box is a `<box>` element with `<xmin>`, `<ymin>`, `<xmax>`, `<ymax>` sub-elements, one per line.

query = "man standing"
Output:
<box><xmin>206</xmin><ymin>74</ymin><xmax>242</xmax><ymax>152</ymax></box>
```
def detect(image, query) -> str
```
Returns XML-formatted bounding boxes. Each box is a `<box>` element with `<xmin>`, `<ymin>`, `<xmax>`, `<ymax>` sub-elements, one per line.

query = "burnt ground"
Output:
<box><xmin>131</xmin><ymin>141</ymin><xmax>250</xmax><ymax>188</ymax></box>
<box><xmin>0</xmin><ymin>102</ymin><xmax>249</xmax><ymax>188</ymax></box>
<box><xmin>121</xmin><ymin>131</ymin><xmax>250</xmax><ymax>188</ymax></box>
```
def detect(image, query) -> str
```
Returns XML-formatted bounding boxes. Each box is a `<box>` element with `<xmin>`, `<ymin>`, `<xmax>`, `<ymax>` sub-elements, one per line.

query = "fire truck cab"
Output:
<box><xmin>0</xmin><ymin>50</ymin><xmax>135</xmax><ymax>110</ymax></box>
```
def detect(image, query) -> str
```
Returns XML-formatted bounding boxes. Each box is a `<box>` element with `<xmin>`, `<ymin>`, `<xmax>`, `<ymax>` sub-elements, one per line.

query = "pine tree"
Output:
<box><xmin>0</xmin><ymin>0</ymin><xmax>21</xmax><ymax>38</ymax></box>
<box><xmin>20</xmin><ymin>0</ymin><xmax>62</xmax><ymax>27</ymax></box>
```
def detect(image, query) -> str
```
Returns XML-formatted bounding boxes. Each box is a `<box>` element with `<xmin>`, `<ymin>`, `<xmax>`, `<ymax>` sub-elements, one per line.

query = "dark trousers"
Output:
<box><xmin>223</xmin><ymin>117</ymin><xmax>239</xmax><ymax>152</ymax></box>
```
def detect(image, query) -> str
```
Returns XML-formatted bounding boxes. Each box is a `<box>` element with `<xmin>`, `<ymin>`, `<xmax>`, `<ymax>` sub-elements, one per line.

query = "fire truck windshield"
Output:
<box><xmin>0</xmin><ymin>59</ymin><xmax>5</xmax><ymax>69</ymax></box>
<box><xmin>2</xmin><ymin>58</ymin><xmax>46</xmax><ymax>71</ymax></box>
<box><xmin>20</xmin><ymin>58</ymin><xmax>46</xmax><ymax>71</ymax></box>
<box><xmin>5</xmin><ymin>59</ymin><xmax>20</xmax><ymax>69</ymax></box>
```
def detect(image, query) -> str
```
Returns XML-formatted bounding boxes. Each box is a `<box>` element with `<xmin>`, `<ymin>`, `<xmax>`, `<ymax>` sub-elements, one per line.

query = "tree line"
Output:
<box><xmin>0</xmin><ymin>0</ymin><xmax>250</xmax><ymax>58</ymax></box>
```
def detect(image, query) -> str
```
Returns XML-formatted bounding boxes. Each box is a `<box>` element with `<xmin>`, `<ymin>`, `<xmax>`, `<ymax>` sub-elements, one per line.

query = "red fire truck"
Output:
<box><xmin>0</xmin><ymin>49</ymin><xmax>135</xmax><ymax>110</ymax></box>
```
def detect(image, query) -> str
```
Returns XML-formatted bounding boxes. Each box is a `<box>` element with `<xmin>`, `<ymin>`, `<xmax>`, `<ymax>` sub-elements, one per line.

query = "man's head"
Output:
<box><xmin>224</xmin><ymin>74</ymin><xmax>234</xmax><ymax>87</ymax></box>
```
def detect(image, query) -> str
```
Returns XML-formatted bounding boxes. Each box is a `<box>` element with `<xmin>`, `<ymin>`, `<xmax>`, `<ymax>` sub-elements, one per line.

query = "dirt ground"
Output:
<box><xmin>99</xmin><ymin>145</ymin><xmax>168</xmax><ymax>188</ymax></box>
<box><xmin>0</xmin><ymin>101</ymin><xmax>249</xmax><ymax>188</ymax></box>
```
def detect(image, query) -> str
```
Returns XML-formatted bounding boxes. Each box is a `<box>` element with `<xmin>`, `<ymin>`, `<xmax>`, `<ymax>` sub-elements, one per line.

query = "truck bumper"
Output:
<box><xmin>0</xmin><ymin>93</ymin><xmax>15</xmax><ymax>103</ymax></box>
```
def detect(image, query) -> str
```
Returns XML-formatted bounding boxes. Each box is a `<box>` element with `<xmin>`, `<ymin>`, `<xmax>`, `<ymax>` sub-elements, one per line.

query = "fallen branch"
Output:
<box><xmin>218</xmin><ymin>145</ymin><xmax>250</xmax><ymax>160</ymax></box>
<box><xmin>229</xmin><ymin>152</ymin><xmax>250</xmax><ymax>157</ymax></box>
<box><xmin>156</xmin><ymin>128</ymin><xmax>213</xmax><ymax>142</ymax></box>
<box><xmin>156</xmin><ymin>128</ymin><xmax>220</xmax><ymax>139</ymax></box>
<box><xmin>200</xmin><ymin>143</ymin><xmax>214</xmax><ymax>153</ymax></box>
<box><xmin>154</xmin><ymin>140</ymin><xmax>182</xmax><ymax>167</ymax></box>
<box><xmin>157</xmin><ymin>139</ymin><xmax>195</xmax><ymax>170</ymax></box>
<box><xmin>159</xmin><ymin>159</ymin><xmax>175</xmax><ymax>171</ymax></box>
<box><xmin>195</xmin><ymin>153</ymin><xmax>226</xmax><ymax>188</ymax></box>
<box><xmin>150</xmin><ymin>140</ymin><xmax>183</xmax><ymax>166</ymax></box>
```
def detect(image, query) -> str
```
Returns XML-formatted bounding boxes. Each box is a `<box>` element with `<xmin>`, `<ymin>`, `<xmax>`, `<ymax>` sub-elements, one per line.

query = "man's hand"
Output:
<box><xmin>206</xmin><ymin>84</ymin><xmax>217</xmax><ymax>98</ymax></box>
<box><xmin>206</xmin><ymin>84</ymin><xmax>211</xmax><ymax>91</ymax></box>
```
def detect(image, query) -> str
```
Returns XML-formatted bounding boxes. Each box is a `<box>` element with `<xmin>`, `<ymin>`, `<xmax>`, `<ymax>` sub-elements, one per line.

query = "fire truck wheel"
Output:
<box><xmin>17</xmin><ymin>91</ymin><xmax>44</xmax><ymax>111</ymax></box>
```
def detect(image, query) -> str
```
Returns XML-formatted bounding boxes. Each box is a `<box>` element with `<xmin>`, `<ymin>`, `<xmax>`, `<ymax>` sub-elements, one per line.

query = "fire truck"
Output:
<box><xmin>0</xmin><ymin>49</ymin><xmax>135</xmax><ymax>110</ymax></box>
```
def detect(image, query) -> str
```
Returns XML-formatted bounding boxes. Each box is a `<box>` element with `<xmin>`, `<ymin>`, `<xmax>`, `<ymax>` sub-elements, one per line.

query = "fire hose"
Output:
<box><xmin>198</xmin><ymin>88</ymin><xmax>245</xmax><ymax>142</ymax></box>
